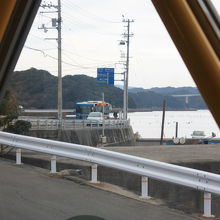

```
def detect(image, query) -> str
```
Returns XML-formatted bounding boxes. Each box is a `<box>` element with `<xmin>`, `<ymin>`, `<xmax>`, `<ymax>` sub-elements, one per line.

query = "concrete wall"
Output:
<box><xmin>29</xmin><ymin>126</ymin><xmax>135</xmax><ymax>146</ymax></box>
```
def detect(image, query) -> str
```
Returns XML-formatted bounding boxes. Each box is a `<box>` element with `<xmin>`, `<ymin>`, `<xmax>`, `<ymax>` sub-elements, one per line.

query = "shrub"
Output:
<box><xmin>4</xmin><ymin>120</ymin><xmax>31</xmax><ymax>135</ymax></box>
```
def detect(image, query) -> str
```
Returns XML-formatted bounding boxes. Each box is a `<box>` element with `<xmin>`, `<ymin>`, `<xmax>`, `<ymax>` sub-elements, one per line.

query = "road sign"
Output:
<box><xmin>97</xmin><ymin>68</ymin><xmax>114</xmax><ymax>85</ymax></box>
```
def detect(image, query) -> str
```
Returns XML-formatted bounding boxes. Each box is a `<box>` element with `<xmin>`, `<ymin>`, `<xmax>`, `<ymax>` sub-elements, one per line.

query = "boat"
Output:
<box><xmin>191</xmin><ymin>130</ymin><xmax>206</xmax><ymax>139</ymax></box>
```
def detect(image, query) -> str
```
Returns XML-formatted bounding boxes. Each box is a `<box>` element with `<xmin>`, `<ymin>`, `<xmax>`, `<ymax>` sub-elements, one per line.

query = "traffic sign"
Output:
<box><xmin>97</xmin><ymin>68</ymin><xmax>114</xmax><ymax>85</ymax></box>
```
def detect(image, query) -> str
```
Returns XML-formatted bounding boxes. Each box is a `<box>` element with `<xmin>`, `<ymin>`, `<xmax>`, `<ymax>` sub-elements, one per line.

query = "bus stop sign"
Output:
<box><xmin>97</xmin><ymin>68</ymin><xmax>114</xmax><ymax>85</ymax></box>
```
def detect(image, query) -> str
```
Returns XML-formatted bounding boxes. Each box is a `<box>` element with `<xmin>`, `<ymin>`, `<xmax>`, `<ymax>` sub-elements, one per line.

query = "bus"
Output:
<box><xmin>75</xmin><ymin>101</ymin><xmax>112</xmax><ymax>119</ymax></box>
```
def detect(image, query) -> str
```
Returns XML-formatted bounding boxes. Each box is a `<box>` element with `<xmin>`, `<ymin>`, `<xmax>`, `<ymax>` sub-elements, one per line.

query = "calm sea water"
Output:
<box><xmin>128</xmin><ymin>110</ymin><xmax>220</xmax><ymax>138</ymax></box>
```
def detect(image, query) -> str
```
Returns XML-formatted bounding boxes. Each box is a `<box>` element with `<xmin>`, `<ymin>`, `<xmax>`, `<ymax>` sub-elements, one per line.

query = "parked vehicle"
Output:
<box><xmin>87</xmin><ymin>112</ymin><xmax>103</xmax><ymax>120</ymax></box>
<box><xmin>86</xmin><ymin>112</ymin><xmax>103</xmax><ymax>127</ymax></box>
<box><xmin>75</xmin><ymin>101</ymin><xmax>112</xmax><ymax>119</ymax></box>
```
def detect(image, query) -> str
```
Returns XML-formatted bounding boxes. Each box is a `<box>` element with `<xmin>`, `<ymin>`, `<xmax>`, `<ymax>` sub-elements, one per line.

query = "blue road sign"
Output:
<box><xmin>97</xmin><ymin>68</ymin><xmax>114</xmax><ymax>85</ymax></box>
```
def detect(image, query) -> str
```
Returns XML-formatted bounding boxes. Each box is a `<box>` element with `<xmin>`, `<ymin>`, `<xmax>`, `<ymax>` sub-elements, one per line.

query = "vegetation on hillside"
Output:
<box><xmin>9</xmin><ymin>68</ymin><xmax>135</xmax><ymax>109</ymax></box>
<box><xmin>8</xmin><ymin>68</ymin><xmax>207</xmax><ymax>110</ymax></box>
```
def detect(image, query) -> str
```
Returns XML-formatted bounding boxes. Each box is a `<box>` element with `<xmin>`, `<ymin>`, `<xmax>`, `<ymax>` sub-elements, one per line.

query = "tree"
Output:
<box><xmin>4</xmin><ymin>120</ymin><xmax>31</xmax><ymax>135</ymax></box>
<box><xmin>0</xmin><ymin>90</ymin><xmax>19</xmax><ymax>129</ymax></box>
<box><xmin>0</xmin><ymin>90</ymin><xmax>31</xmax><ymax>134</ymax></box>
<box><xmin>0</xmin><ymin>90</ymin><xmax>19</xmax><ymax>115</ymax></box>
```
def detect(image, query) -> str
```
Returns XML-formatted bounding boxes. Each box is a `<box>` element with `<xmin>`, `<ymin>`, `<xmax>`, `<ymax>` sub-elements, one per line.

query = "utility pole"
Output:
<box><xmin>102</xmin><ymin>92</ymin><xmax>105</xmax><ymax>137</ymax></box>
<box><xmin>122</xmin><ymin>19</ymin><xmax>134</xmax><ymax>120</ymax></box>
<box><xmin>175</xmin><ymin>122</ymin><xmax>178</xmax><ymax>138</ymax></box>
<box><xmin>39</xmin><ymin>1</ymin><xmax>63</xmax><ymax>125</ymax></box>
<box><xmin>57</xmin><ymin>0</ymin><xmax>62</xmax><ymax>124</ymax></box>
<box><xmin>123</xmin><ymin>64</ymin><xmax>126</xmax><ymax>120</ymax></box>
<box><xmin>160</xmin><ymin>99</ymin><xmax>166</xmax><ymax>145</ymax></box>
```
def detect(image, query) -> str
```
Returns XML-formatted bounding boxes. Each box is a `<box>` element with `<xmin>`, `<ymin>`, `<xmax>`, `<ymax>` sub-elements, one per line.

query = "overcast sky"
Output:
<box><xmin>15</xmin><ymin>0</ymin><xmax>220</xmax><ymax>89</ymax></box>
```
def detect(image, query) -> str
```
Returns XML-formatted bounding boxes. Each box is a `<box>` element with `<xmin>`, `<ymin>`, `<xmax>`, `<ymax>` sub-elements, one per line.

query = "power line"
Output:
<box><xmin>29</xmin><ymin>34</ymin><xmax>119</xmax><ymax>64</ymax></box>
<box><xmin>31</xmin><ymin>30</ymin><xmax>119</xmax><ymax>64</ymax></box>
<box><xmin>62</xmin><ymin>51</ymin><xmax>115</xmax><ymax>67</ymax></box>
<box><xmin>62</xmin><ymin>49</ymin><xmax>118</xmax><ymax>65</ymax></box>
<box><xmin>61</xmin><ymin>13</ymin><xmax>121</xmax><ymax>37</ymax></box>
<box><xmin>24</xmin><ymin>46</ymin><xmax>116</xmax><ymax>70</ymax></box>
<box><xmin>60</xmin><ymin>1</ymin><xmax>122</xmax><ymax>36</ymax></box>
<box><xmin>62</xmin><ymin>0</ymin><xmax>121</xmax><ymax>24</ymax></box>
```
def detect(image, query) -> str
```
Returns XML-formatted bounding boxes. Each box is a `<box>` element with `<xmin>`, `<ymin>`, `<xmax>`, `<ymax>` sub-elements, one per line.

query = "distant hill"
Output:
<box><xmin>8</xmin><ymin>68</ymin><xmax>207</xmax><ymax>110</ymax></box>
<box><xmin>127</xmin><ymin>87</ymin><xmax>145</xmax><ymax>93</ymax></box>
<box><xmin>148</xmin><ymin>86</ymin><xmax>199</xmax><ymax>95</ymax></box>
<box><xmin>9</xmin><ymin>68</ymin><xmax>135</xmax><ymax>109</ymax></box>
<box><xmin>128</xmin><ymin>86</ymin><xmax>207</xmax><ymax>109</ymax></box>
<box><xmin>129</xmin><ymin>91</ymin><xmax>186</xmax><ymax>110</ymax></box>
<box><xmin>128</xmin><ymin>86</ymin><xmax>199</xmax><ymax>95</ymax></box>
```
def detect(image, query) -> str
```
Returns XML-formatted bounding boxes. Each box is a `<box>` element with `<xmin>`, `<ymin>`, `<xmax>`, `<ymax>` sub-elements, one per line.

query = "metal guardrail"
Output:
<box><xmin>0</xmin><ymin>131</ymin><xmax>219</xmax><ymax>217</ymax></box>
<box><xmin>21</xmin><ymin>119</ymin><xmax>130</xmax><ymax>130</ymax></box>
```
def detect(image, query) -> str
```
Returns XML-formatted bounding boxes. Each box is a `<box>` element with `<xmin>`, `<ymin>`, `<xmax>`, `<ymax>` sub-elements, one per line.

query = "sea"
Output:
<box><xmin>128</xmin><ymin>110</ymin><xmax>220</xmax><ymax>139</ymax></box>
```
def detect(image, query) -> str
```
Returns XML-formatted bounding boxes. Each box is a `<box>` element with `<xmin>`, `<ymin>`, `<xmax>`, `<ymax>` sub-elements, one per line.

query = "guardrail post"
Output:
<box><xmin>91</xmin><ymin>164</ymin><xmax>98</xmax><ymax>183</ymax></box>
<box><xmin>203</xmin><ymin>192</ymin><xmax>214</xmax><ymax>218</ymax></box>
<box><xmin>141</xmin><ymin>176</ymin><xmax>150</xmax><ymax>198</ymax></box>
<box><xmin>16</xmin><ymin>148</ymin><xmax>22</xmax><ymax>165</ymax></box>
<box><xmin>50</xmin><ymin>155</ymin><xmax>57</xmax><ymax>173</ymax></box>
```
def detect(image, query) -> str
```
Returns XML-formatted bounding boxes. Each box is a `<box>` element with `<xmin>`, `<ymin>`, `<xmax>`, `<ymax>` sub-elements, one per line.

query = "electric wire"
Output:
<box><xmin>24</xmin><ymin>1</ymin><xmax>122</xmax><ymax>73</ymax></box>
<box><xmin>62</xmin><ymin>0</ymin><xmax>121</xmax><ymax>24</ymax></box>
<box><xmin>24</xmin><ymin>46</ymin><xmax>116</xmax><ymax>70</ymax></box>
<box><xmin>29</xmin><ymin>34</ymin><xmax>118</xmax><ymax>65</ymax></box>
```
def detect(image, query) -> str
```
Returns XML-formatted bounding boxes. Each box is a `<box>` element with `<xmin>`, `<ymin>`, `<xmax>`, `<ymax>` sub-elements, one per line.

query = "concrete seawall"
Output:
<box><xmin>28</xmin><ymin>126</ymin><xmax>135</xmax><ymax>146</ymax></box>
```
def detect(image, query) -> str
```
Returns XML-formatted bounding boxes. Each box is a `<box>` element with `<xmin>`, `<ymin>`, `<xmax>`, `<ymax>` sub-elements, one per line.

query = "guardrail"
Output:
<box><xmin>0</xmin><ymin>131</ymin><xmax>219</xmax><ymax>217</ymax></box>
<box><xmin>19</xmin><ymin>119</ymin><xmax>130</xmax><ymax>130</ymax></box>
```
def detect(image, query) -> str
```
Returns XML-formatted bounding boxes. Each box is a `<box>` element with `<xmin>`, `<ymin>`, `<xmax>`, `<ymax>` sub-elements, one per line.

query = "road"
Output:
<box><xmin>0</xmin><ymin>159</ymin><xmax>199</xmax><ymax>220</ymax></box>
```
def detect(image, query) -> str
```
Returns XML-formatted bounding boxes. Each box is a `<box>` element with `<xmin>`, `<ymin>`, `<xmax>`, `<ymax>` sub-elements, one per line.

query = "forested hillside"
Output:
<box><xmin>9</xmin><ymin>68</ymin><xmax>135</xmax><ymax>109</ymax></box>
<box><xmin>8</xmin><ymin>68</ymin><xmax>207</xmax><ymax>110</ymax></box>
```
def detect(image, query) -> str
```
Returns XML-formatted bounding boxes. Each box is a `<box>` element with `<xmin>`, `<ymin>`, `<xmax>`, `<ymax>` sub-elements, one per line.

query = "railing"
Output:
<box><xmin>18</xmin><ymin>119</ymin><xmax>130</xmax><ymax>130</ymax></box>
<box><xmin>0</xmin><ymin>131</ymin><xmax>219</xmax><ymax>217</ymax></box>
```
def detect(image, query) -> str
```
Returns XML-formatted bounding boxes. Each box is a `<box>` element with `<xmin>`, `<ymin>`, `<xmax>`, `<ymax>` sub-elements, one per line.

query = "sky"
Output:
<box><xmin>15</xmin><ymin>0</ymin><xmax>220</xmax><ymax>89</ymax></box>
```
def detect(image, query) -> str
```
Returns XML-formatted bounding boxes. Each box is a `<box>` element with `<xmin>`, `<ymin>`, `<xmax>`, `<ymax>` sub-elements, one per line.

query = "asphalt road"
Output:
<box><xmin>0</xmin><ymin>159</ymin><xmax>198</xmax><ymax>220</ymax></box>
